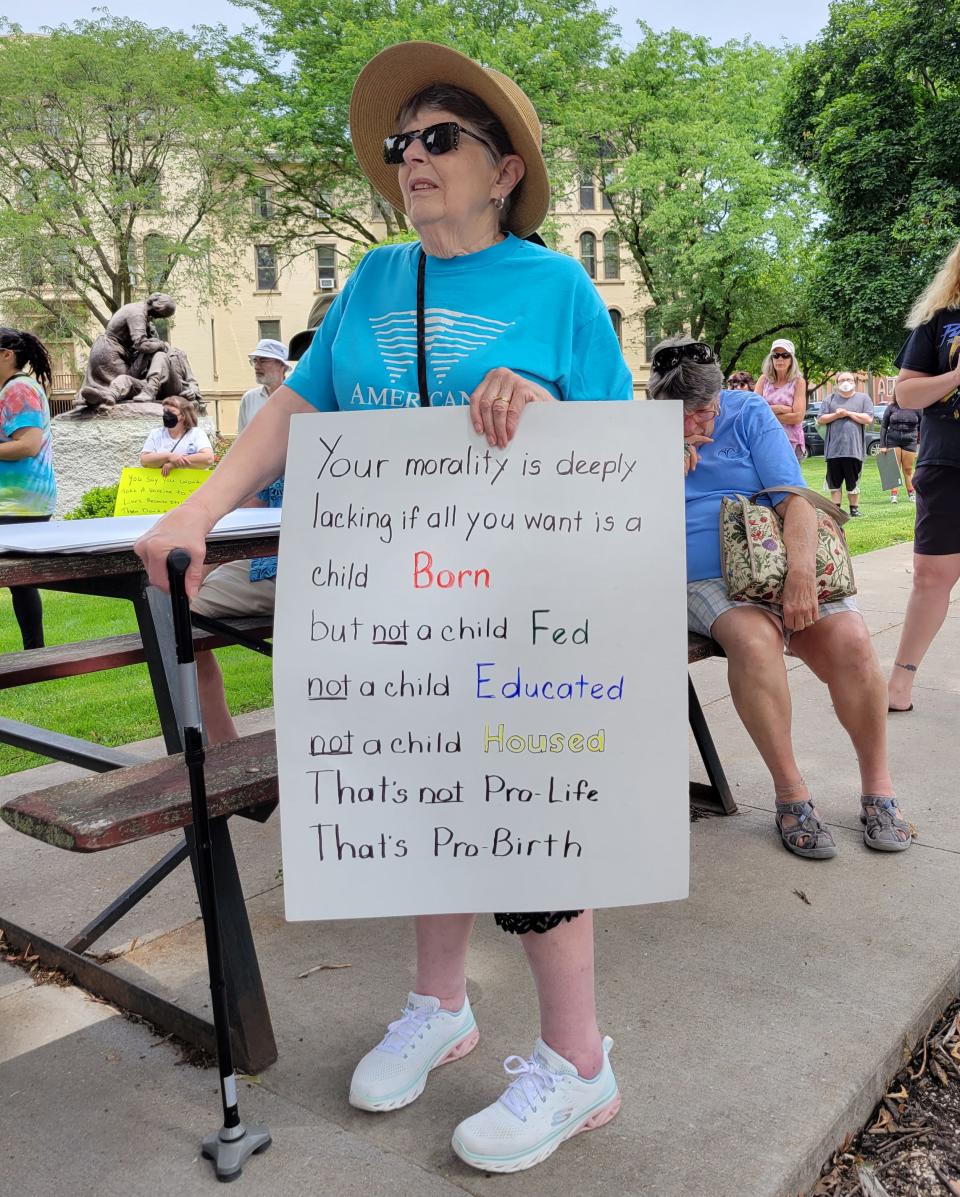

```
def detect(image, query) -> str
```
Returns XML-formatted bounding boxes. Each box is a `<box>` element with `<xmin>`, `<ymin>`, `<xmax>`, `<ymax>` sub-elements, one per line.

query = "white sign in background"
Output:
<box><xmin>274</xmin><ymin>402</ymin><xmax>689</xmax><ymax>920</ymax></box>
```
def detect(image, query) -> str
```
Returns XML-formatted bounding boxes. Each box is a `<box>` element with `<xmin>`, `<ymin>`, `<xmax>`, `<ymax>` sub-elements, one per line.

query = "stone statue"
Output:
<box><xmin>75</xmin><ymin>293</ymin><xmax>205</xmax><ymax>412</ymax></box>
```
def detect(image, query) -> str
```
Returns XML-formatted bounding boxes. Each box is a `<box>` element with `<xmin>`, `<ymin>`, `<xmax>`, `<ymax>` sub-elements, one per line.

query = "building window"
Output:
<box><xmin>254</xmin><ymin>185</ymin><xmax>275</xmax><ymax>220</ymax></box>
<box><xmin>603</xmin><ymin>231</ymin><xmax>620</xmax><ymax>280</ymax></box>
<box><xmin>316</xmin><ymin>244</ymin><xmax>337</xmax><ymax>289</ymax></box>
<box><xmin>579</xmin><ymin>175</ymin><xmax>595</xmax><ymax>210</ymax></box>
<box><xmin>143</xmin><ymin>233</ymin><xmax>167</xmax><ymax>291</ymax></box>
<box><xmin>258</xmin><ymin>319</ymin><xmax>281</xmax><ymax>342</ymax></box>
<box><xmin>579</xmin><ymin>232</ymin><xmax>597</xmax><ymax>279</ymax></box>
<box><xmin>608</xmin><ymin>308</ymin><xmax>623</xmax><ymax>347</ymax></box>
<box><xmin>255</xmin><ymin>245</ymin><xmax>278</xmax><ymax>291</ymax></box>
<box><xmin>644</xmin><ymin>310</ymin><xmax>660</xmax><ymax>362</ymax></box>
<box><xmin>601</xmin><ymin>190</ymin><xmax>614</xmax><ymax>211</ymax></box>
<box><xmin>143</xmin><ymin>168</ymin><xmax>162</xmax><ymax>211</ymax></box>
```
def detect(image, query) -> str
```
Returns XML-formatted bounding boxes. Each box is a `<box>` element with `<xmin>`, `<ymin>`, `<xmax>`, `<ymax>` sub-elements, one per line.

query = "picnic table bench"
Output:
<box><xmin>1</xmin><ymin>730</ymin><xmax>278</xmax><ymax>1072</ymax></box>
<box><xmin>687</xmin><ymin>632</ymin><xmax>735</xmax><ymax>815</ymax></box>
<box><xmin>0</xmin><ymin>530</ymin><xmax>280</xmax><ymax>1073</ymax></box>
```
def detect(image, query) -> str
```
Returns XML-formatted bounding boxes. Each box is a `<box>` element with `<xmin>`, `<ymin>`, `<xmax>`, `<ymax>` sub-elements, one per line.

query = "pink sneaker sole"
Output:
<box><xmin>436</xmin><ymin>1026</ymin><xmax>480</xmax><ymax>1066</ymax></box>
<box><xmin>572</xmin><ymin>1092</ymin><xmax>622</xmax><ymax>1136</ymax></box>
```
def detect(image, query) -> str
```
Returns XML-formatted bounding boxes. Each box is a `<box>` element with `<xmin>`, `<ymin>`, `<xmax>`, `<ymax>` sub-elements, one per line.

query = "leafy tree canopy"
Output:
<box><xmin>0</xmin><ymin>16</ymin><xmax>257</xmax><ymax>342</ymax></box>
<box><xmin>779</xmin><ymin>0</ymin><xmax>960</xmax><ymax>367</ymax></box>
<box><xmin>566</xmin><ymin>26</ymin><xmax>818</xmax><ymax>376</ymax></box>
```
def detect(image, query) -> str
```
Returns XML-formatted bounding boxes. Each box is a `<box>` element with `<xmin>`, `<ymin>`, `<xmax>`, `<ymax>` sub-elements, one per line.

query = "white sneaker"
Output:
<box><xmin>890</xmin><ymin>493</ymin><xmax>898</xmax><ymax>503</ymax></box>
<box><xmin>909</xmin><ymin>492</ymin><xmax>916</xmax><ymax>503</ymax></box>
<box><xmin>349</xmin><ymin>992</ymin><xmax>478</xmax><ymax>1112</ymax></box>
<box><xmin>452</xmin><ymin>1036</ymin><xmax>620</xmax><ymax>1173</ymax></box>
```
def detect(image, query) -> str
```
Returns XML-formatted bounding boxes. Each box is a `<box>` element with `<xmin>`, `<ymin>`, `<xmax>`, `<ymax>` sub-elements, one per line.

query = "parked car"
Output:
<box><xmin>803</xmin><ymin>403</ymin><xmax>882</xmax><ymax>457</ymax></box>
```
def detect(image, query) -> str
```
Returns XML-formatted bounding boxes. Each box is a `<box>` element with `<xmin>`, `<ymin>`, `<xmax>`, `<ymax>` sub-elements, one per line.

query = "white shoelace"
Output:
<box><xmin>377</xmin><ymin>1005</ymin><xmax>434</xmax><ymax>1055</ymax></box>
<box><xmin>498</xmin><ymin>1054</ymin><xmax>559</xmax><ymax>1119</ymax></box>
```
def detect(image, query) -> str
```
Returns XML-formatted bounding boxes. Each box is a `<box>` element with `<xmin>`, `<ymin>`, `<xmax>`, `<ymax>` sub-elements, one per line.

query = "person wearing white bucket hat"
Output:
<box><xmin>133</xmin><ymin>40</ymin><xmax>631</xmax><ymax>1173</ymax></box>
<box><xmin>755</xmin><ymin>337</ymin><xmax>808</xmax><ymax>461</ymax></box>
<box><xmin>238</xmin><ymin>338</ymin><xmax>289</xmax><ymax>433</ymax></box>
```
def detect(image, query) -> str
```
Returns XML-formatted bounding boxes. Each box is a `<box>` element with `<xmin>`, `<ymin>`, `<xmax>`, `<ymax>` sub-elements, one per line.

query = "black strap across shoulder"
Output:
<box><xmin>416</xmin><ymin>249</ymin><xmax>429</xmax><ymax>407</ymax></box>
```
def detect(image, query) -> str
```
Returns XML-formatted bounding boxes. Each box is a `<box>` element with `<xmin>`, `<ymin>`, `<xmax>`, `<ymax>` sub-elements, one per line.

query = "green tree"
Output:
<box><xmin>565</xmin><ymin>28</ymin><xmax>817</xmax><ymax>375</ymax></box>
<box><xmin>214</xmin><ymin>0</ymin><xmax>618</xmax><ymax>253</ymax></box>
<box><xmin>0</xmin><ymin>16</ymin><xmax>257</xmax><ymax>343</ymax></box>
<box><xmin>780</xmin><ymin>0</ymin><xmax>960</xmax><ymax>367</ymax></box>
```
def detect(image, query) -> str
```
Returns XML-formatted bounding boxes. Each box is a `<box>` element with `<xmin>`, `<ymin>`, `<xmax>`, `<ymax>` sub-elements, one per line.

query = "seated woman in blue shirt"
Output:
<box><xmin>650</xmin><ymin>334</ymin><xmax>910</xmax><ymax>861</ymax></box>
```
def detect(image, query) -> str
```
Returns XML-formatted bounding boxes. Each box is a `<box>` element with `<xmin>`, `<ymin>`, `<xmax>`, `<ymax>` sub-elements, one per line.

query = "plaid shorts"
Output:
<box><xmin>687</xmin><ymin>577</ymin><xmax>858</xmax><ymax>649</ymax></box>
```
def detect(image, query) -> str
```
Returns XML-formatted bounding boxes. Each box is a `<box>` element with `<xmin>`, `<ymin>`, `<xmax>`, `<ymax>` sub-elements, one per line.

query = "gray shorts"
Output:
<box><xmin>687</xmin><ymin>576</ymin><xmax>858</xmax><ymax>649</ymax></box>
<box><xmin>193</xmin><ymin>559</ymin><xmax>276</xmax><ymax>618</ymax></box>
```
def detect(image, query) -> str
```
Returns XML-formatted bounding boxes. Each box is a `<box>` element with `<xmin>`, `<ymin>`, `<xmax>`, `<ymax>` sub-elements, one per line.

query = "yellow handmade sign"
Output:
<box><xmin>113</xmin><ymin>466</ymin><xmax>214</xmax><ymax>516</ymax></box>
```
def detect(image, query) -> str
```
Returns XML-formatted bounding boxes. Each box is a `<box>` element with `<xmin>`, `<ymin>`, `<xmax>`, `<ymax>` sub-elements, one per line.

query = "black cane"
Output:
<box><xmin>166</xmin><ymin>549</ymin><xmax>271</xmax><ymax>1181</ymax></box>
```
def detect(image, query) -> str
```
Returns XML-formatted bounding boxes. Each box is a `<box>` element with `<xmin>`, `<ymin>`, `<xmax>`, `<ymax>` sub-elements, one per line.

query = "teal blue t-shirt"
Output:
<box><xmin>0</xmin><ymin>374</ymin><xmax>56</xmax><ymax>516</ymax></box>
<box><xmin>684</xmin><ymin>390</ymin><xmax>804</xmax><ymax>583</ymax></box>
<box><xmin>286</xmin><ymin>235</ymin><xmax>633</xmax><ymax>410</ymax></box>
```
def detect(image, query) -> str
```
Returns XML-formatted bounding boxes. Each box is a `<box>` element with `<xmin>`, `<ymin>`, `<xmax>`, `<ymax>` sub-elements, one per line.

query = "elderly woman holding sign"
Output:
<box><xmin>650</xmin><ymin>334</ymin><xmax>910</xmax><ymax>859</ymax></box>
<box><xmin>135</xmin><ymin>41</ymin><xmax>631</xmax><ymax>1173</ymax></box>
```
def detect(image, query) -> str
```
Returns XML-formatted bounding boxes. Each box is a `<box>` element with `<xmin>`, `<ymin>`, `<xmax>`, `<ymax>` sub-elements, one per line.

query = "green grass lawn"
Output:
<box><xmin>0</xmin><ymin>589</ymin><xmax>273</xmax><ymax>776</ymax></box>
<box><xmin>800</xmin><ymin>453</ymin><xmax>917</xmax><ymax>556</ymax></box>
<box><xmin>0</xmin><ymin>457</ymin><xmax>914</xmax><ymax>779</ymax></box>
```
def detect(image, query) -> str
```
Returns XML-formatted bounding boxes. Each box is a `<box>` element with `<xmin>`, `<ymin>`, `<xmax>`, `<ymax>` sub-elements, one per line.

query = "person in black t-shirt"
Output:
<box><xmin>879</xmin><ymin>397</ymin><xmax>921</xmax><ymax>502</ymax></box>
<box><xmin>887</xmin><ymin>240</ymin><xmax>960</xmax><ymax>713</ymax></box>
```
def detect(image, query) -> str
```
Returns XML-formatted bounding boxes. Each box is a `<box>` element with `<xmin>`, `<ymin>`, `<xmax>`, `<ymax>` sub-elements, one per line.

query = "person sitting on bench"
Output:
<box><xmin>649</xmin><ymin>333</ymin><xmax>911</xmax><ymax>861</ymax></box>
<box><xmin>193</xmin><ymin>476</ymin><xmax>281</xmax><ymax>743</ymax></box>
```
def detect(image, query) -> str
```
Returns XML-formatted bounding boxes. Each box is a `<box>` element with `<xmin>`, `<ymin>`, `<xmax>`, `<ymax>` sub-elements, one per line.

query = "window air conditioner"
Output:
<box><xmin>319</xmin><ymin>278</ymin><xmax>336</xmax><ymax>290</ymax></box>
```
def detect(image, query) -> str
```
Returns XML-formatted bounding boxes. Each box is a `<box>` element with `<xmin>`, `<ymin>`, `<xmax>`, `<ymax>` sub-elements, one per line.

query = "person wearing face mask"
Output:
<box><xmin>755</xmin><ymin>339</ymin><xmax>807</xmax><ymax>460</ymax></box>
<box><xmin>817</xmin><ymin>372</ymin><xmax>874</xmax><ymax>516</ymax></box>
<box><xmin>237</xmin><ymin>338</ymin><xmax>289</xmax><ymax>433</ymax></box>
<box><xmin>139</xmin><ymin>396</ymin><xmax>214</xmax><ymax>477</ymax></box>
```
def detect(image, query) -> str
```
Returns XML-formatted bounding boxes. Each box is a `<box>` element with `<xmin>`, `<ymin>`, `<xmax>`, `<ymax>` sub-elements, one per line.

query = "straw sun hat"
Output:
<box><xmin>349</xmin><ymin>41</ymin><xmax>550</xmax><ymax>238</ymax></box>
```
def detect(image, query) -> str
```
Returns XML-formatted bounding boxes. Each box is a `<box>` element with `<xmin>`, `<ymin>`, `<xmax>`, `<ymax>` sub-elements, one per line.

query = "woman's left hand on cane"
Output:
<box><xmin>469</xmin><ymin>367</ymin><xmax>556</xmax><ymax>449</ymax></box>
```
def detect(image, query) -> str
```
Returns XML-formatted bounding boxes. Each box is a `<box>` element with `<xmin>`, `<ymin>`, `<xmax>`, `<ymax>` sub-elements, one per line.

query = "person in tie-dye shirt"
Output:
<box><xmin>0</xmin><ymin>327</ymin><xmax>57</xmax><ymax>648</ymax></box>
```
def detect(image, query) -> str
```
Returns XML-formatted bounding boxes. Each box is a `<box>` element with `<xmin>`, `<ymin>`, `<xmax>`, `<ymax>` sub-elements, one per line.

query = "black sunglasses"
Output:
<box><xmin>771</xmin><ymin>350</ymin><xmax>793</xmax><ymax>359</ymax></box>
<box><xmin>383</xmin><ymin>121</ymin><xmax>492</xmax><ymax>165</ymax></box>
<box><xmin>651</xmin><ymin>342</ymin><xmax>716</xmax><ymax>373</ymax></box>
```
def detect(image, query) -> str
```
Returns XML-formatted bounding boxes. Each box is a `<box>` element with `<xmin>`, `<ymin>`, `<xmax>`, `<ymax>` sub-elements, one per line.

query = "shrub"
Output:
<box><xmin>64</xmin><ymin>484</ymin><xmax>120</xmax><ymax>520</ymax></box>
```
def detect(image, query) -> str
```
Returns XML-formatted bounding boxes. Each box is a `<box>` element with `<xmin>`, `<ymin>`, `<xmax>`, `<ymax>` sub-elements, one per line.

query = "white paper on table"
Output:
<box><xmin>273</xmin><ymin>402</ymin><xmax>690</xmax><ymax>922</ymax></box>
<box><xmin>0</xmin><ymin>506</ymin><xmax>282</xmax><ymax>554</ymax></box>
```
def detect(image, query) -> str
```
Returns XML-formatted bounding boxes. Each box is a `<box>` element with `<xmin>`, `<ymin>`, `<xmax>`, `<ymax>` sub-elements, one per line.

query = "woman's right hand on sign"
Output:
<box><xmin>134</xmin><ymin>501</ymin><xmax>215</xmax><ymax>598</ymax></box>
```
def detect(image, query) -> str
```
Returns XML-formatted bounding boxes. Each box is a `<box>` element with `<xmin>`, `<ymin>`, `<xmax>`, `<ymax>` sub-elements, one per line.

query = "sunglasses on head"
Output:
<box><xmin>651</xmin><ymin>342</ymin><xmax>716</xmax><ymax>373</ymax></box>
<box><xmin>382</xmin><ymin>121</ymin><xmax>492</xmax><ymax>165</ymax></box>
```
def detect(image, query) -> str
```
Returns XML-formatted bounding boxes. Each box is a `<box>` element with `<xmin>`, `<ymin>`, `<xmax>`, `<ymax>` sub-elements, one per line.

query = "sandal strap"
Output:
<box><xmin>860</xmin><ymin>795</ymin><xmax>909</xmax><ymax>839</ymax></box>
<box><xmin>775</xmin><ymin>799</ymin><xmax>835</xmax><ymax>848</ymax></box>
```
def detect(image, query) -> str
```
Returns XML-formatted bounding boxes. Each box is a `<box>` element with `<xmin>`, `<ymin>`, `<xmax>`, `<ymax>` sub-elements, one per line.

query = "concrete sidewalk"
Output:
<box><xmin>3</xmin><ymin>540</ymin><xmax>958</xmax><ymax>1197</ymax></box>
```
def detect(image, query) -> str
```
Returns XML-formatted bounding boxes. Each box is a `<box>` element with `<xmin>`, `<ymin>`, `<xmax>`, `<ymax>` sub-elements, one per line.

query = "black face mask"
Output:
<box><xmin>162</xmin><ymin>410</ymin><xmax>178</xmax><ymax>428</ymax></box>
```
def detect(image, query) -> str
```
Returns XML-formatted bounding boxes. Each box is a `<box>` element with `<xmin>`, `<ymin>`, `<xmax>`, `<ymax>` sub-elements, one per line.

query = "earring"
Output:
<box><xmin>493</xmin><ymin>196</ymin><xmax>504</xmax><ymax>210</ymax></box>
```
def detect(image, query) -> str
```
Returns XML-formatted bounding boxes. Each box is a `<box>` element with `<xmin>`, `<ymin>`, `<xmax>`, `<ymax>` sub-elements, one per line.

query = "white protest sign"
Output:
<box><xmin>274</xmin><ymin>401</ymin><xmax>689</xmax><ymax>921</ymax></box>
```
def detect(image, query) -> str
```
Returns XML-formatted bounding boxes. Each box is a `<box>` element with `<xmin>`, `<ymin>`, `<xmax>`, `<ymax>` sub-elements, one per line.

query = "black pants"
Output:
<box><xmin>0</xmin><ymin>515</ymin><xmax>51</xmax><ymax>649</ymax></box>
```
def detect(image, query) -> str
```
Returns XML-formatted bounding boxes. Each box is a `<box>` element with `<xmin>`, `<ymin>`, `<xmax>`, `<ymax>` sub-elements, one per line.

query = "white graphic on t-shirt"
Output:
<box><xmin>370</xmin><ymin>307</ymin><xmax>514</xmax><ymax>384</ymax></box>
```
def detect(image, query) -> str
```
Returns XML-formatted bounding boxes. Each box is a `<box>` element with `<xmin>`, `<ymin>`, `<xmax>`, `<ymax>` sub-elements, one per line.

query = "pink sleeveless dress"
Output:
<box><xmin>760</xmin><ymin>377</ymin><xmax>805</xmax><ymax>454</ymax></box>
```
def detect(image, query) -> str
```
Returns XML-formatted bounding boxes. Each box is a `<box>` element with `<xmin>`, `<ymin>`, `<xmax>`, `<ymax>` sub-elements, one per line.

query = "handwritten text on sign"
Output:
<box><xmin>274</xmin><ymin>402</ymin><xmax>689</xmax><ymax>920</ymax></box>
<box><xmin>113</xmin><ymin>466</ymin><xmax>213</xmax><ymax>516</ymax></box>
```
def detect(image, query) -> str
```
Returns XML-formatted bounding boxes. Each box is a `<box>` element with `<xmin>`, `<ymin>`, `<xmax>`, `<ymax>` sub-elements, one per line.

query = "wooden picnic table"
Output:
<box><xmin>0</xmin><ymin>526</ymin><xmax>280</xmax><ymax>1072</ymax></box>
